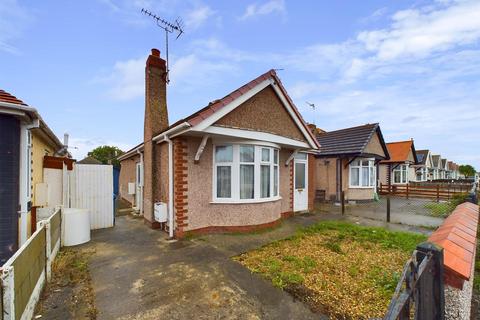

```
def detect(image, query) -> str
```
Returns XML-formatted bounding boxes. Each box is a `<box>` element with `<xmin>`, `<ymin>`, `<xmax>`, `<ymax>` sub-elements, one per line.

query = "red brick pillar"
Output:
<box><xmin>174</xmin><ymin>138</ymin><xmax>188</xmax><ymax>238</ymax></box>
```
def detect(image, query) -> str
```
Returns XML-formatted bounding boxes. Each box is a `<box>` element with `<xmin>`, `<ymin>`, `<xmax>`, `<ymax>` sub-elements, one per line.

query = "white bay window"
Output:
<box><xmin>349</xmin><ymin>159</ymin><xmax>376</xmax><ymax>188</ymax></box>
<box><xmin>214</xmin><ymin>144</ymin><xmax>280</xmax><ymax>202</ymax></box>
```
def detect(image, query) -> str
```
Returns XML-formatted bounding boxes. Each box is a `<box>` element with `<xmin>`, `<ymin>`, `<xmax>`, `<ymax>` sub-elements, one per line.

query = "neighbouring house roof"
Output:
<box><xmin>441</xmin><ymin>159</ymin><xmax>448</xmax><ymax>169</ymax></box>
<box><xmin>432</xmin><ymin>155</ymin><xmax>441</xmax><ymax>168</ymax></box>
<box><xmin>416</xmin><ymin>149</ymin><xmax>429</xmax><ymax>165</ymax></box>
<box><xmin>0</xmin><ymin>89</ymin><xmax>66</xmax><ymax>154</ymax></box>
<box><xmin>119</xmin><ymin>69</ymin><xmax>319</xmax><ymax>161</ymax></box>
<box><xmin>380</xmin><ymin>140</ymin><xmax>418</xmax><ymax>164</ymax></box>
<box><xmin>314</xmin><ymin>123</ymin><xmax>389</xmax><ymax>159</ymax></box>
<box><xmin>0</xmin><ymin>89</ymin><xmax>27</xmax><ymax>105</ymax></box>
<box><xmin>77</xmin><ymin>156</ymin><xmax>103</xmax><ymax>165</ymax></box>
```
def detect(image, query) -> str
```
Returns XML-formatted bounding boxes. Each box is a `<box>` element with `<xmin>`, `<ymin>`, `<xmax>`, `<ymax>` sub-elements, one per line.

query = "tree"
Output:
<box><xmin>87</xmin><ymin>145</ymin><xmax>124</xmax><ymax>167</ymax></box>
<box><xmin>459</xmin><ymin>164</ymin><xmax>476</xmax><ymax>177</ymax></box>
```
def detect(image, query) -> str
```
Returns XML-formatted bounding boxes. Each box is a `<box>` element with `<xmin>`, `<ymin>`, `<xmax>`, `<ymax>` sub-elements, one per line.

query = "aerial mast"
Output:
<box><xmin>141</xmin><ymin>8</ymin><xmax>184</xmax><ymax>83</ymax></box>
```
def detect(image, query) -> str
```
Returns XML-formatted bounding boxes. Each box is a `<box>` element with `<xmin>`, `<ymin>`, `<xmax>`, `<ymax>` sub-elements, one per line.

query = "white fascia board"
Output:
<box><xmin>203</xmin><ymin>126</ymin><xmax>310</xmax><ymax>148</ymax></box>
<box><xmin>191</xmin><ymin>79</ymin><xmax>273</xmax><ymax>132</ymax></box>
<box><xmin>269</xmin><ymin>82</ymin><xmax>318</xmax><ymax>150</ymax></box>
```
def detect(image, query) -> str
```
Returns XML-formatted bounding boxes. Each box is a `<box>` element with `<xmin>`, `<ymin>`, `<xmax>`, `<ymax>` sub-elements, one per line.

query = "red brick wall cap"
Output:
<box><xmin>428</xmin><ymin>202</ymin><xmax>479</xmax><ymax>282</ymax></box>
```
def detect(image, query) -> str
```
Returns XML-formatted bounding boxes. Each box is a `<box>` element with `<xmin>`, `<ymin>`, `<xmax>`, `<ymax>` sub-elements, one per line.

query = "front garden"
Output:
<box><xmin>234</xmin><ymin>221</ymin><xmax>427</xmax><ymax>319</ymax></box>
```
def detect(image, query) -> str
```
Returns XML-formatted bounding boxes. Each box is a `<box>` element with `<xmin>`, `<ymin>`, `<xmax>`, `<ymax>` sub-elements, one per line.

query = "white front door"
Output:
<box><xmin>135</xmin><ymin>162</ymin><xmax>143</xmax><ymax>212</ymax></box>
<box><xmin>294</xmin><ymin>153</ymin><xmax>308</xmax><ymax>212</ymax></box>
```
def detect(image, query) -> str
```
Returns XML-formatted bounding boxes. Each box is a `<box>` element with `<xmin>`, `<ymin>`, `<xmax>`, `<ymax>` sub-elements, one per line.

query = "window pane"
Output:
<box><xmin>262</xmin><ymin>148</ymin><xmax>270</xmax><ymax>162</ymax></box>
<box><xmin>295</xmin><ymin>152</ymin><xmax>307</xmax><ymax>160</ymax></box>
<box><xmin>394</xmin><ymin>170</ymin><xmax>401</xmax><ymax>184</ymax></box>
<box><xmin>215</xmin><ymin>146</ymin><xmax>233</xmax><ymax>162</ymax></box>
<box><xmin>351</xmin><ymin>159</ymin><xmax>360</xmax><ymax>166</ymax></box>
<box><xmin>274</xmin><ymin>149</ymin><xmax>279</xmax><ymax>164</ymax></box>
<box><xmin>295</xmin><ymin>163</ymin><xmax>306</xmax><ymax>189</ymax></box>
<box><xmin>369</xmin><ymin>166</ymin><xmax>375</xmax><ymax>186</ymax></box>
<box><xmin>216</xmin><ymin>166</ymin><xmax>231</xmax><ymax>198</ymax></box>
<box><xmin>240</xmin><ymin>165</ymin><xmax>254</xmax><ymax>199</ymax></box>
<box><xmin>261</xmin><ymin>165</ymin><xmax>271</xmax><ymax>197</ymax></box>
<box><xmin>362</xmin><ymin>160</ymin><xmax>369</xmax><ymax>166</ymax></box>
<box><xmin>362</xmin><ymin>167</ymin><xmax>369</xmax><ymax>186</ymax></box>
<box><xmin>274</xmin><ymin>166</ymin><xmax>278</xmax><ymax>196</ymax></box>
<box><xmin>350</xmin><ymin>167</ymin><xmax>359</xmax><ymax>186</ymax></box>
<box><xmin>240</xmin><ymin>145</ymin><xmax>254</xmax><ymax>162</ymax></box>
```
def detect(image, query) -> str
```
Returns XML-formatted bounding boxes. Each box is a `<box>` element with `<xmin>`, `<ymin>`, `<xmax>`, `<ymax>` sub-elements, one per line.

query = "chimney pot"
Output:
<box><xmin>151</xmin><ymin>48</ymin><xmax>160</xmax><ymax>57</ymax></box>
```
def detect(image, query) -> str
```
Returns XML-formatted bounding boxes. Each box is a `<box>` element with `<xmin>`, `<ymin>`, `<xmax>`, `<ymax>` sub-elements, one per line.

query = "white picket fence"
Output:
<box><xmin>1</xmin><ymin>208</ymin><xmax>62</xmax><ymax>320</ymax></box>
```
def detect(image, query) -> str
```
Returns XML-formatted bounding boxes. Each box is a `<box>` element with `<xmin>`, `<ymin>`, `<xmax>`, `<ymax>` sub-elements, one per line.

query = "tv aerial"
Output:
<box><xmin>141</xmin><ymin>8</ymin><xmax>184</xmax><ymax>83</ymax></box>
<box><xmin>306</xmin><ymin>101</ymin><xmax>316</xmax><ymax>125</ymax></box>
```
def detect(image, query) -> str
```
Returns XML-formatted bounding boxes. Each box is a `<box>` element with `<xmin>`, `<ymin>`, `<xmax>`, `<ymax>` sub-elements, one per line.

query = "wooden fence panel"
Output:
<box><xmin>11</xmin><ymin>228</ymin><xmax>46</xmax><ymax>320</ymax></box>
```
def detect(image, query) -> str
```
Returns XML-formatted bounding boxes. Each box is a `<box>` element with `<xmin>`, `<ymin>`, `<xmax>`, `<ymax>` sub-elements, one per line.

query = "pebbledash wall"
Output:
<box><xmin>171</xmin><ymin>136</ymin><xmax>301</xmax><ymax>236</ymax></box>
<box><xmin>315</xmin><ymin>158</ymin><xmax>376</xmax><ymax>201</ymax></box>
<box><xmin>119</xmin><ymin>153</ymin><xmax>140</xmax><ymax>205</ymax></box>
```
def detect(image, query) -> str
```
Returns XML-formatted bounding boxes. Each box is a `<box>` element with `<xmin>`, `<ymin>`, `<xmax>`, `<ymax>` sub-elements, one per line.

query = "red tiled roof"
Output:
<box><xmin>0</xmin><ymin>89</ymin><xmax>27</xmax><ymax>106</ymax></box>
<box><xmin>428</xmin><ymin>202</ymin><xmax>479</xmax><ymax>286</ymax></box>
<box><xmin>380</xmin><ymin>140</ymin><xmax>416</xmax><ymax>163</ymax></box>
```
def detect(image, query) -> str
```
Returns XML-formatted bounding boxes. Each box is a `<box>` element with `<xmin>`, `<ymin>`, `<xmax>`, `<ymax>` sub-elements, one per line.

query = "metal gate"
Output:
<box><xmin>71</xmin><ymin>164</ymin><xmax>114</xmax><ymax>230</ymax></box>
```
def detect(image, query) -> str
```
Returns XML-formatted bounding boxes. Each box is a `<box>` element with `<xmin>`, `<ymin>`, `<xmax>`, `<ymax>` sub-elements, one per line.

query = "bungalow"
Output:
<box><xmin>379</xmin><ymin>140</ymin><xmax>418</xmax><ymax>186</ymax></box>
<box><xmin>440</xmin><ymin>158</ymin><xmax>449</xmax><ymax>179</ymax></box>
<box><xmin>118</xmin><ymin>49</ymin><xmax>319</xmax><ymax>238</ymax></box>
<box><xmin>431</xmin><ymin>155</ymin><xmax>441</xmax><ymax>180</ymax></box>
<box><xmin>312</xmin><ymin>123</ymin><xmax>389</xmax><ymax>202</ymax></box>
<box><xmin>0</xmin><ymin>90</ymin><xmax>67</xmax><ymax>264</ymax></box>
<box><xmin>414</xmin><ymin>149</ymin><xmax>433</xmax><ymax>181</ymax></box>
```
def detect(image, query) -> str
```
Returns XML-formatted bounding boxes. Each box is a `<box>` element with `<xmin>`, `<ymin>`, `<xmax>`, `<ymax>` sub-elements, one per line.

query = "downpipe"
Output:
<box><xmin>164</xmin><ymin>135</ymin><xmax>175</xmax><ymax>239</ymax></box>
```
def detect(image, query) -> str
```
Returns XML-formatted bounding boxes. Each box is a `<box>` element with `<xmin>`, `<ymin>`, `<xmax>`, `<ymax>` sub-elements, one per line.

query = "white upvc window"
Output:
<box><xmin>349</xmin><ymin>158</ymin><xmax>376</xmax><ymax>188</ymax></box>
<box><xmin>393</xmin><ymin>164</ymin><xmax>409</xmax><ymax>184</ymax></box>
<box><xmin>213</xmin><ymin>144</ymin><xmax>280</xmax><ymax>203</ymax></box>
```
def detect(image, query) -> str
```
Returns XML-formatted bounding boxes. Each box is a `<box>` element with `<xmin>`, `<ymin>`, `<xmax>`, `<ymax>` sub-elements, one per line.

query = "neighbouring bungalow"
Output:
<box><xmin>118</xmin><ymin>49</ymin><xmax>319</xmax><ymax>238</ymax></box>
<box><xmin>0</xmin><ymin>90</ymin><xmax>68</xmax><ymax>264</ymax></box>
<box><xmin>414</xmin><ymin>149</ymin><xmax>433</xmax><ymax>182</ymax></box>
<box><xmin>440</xmin><ymin>158</ymin><xmax>449</xmax><ymax>179</ymax></box>
<box><xmin>311</xmin><ymin>123</ymin><xmax>389</xmax><ymax>202</ymax></box>
<box><xmin>379</xmin><ymin>140</ymin><xmax>418</xmax><ymax>186</ymax></box>
<box><xmin>431</xmin><ymin>155</ymin><xmax>441</xmax><ymax>180</ymax></box>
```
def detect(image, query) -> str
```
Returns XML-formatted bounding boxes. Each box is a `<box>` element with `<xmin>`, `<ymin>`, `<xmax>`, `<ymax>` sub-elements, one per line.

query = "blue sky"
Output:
<box><xmin>1</xmin><ymin>0</ymin><xmax>479</xmax><ymax>169</ymax></box>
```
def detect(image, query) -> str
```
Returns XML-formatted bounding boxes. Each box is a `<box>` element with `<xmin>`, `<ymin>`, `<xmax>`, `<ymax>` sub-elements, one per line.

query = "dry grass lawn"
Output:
<box><xmin>234</xmin><ymin>221</ymin><xmax>427</xmax><ymax>319</ymax></box>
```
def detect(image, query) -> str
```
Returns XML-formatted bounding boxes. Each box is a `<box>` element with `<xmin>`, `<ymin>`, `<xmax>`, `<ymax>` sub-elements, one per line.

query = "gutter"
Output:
<box><xmin>163</xmin><ymin>135</ymin><xmax>175</xmax><ymax>239</ymax></box>
<box><xmin>0</xmin><ymin>101</ymin><xmax>64</xmax><ymax>151</ymax></box>
<box><xmin>152</xmin><ymin>122</ymin><xmax>191</xmax><ymax>142</ymax></box>
<box><xmin>137</xmin><ymin>149</ymin><xmax>144</xmax><ymax>215</ymax></box>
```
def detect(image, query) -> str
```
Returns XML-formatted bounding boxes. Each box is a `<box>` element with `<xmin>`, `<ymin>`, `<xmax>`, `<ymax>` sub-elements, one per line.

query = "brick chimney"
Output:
<box><xmin>144</xmin><ymin>48</ymin><xmax>169</xmax><ymax>141</ymax></box>
<box><xmin>143</xmin><ymin>48</ymin><xmax>168</xmax><ymax>228</ymax></box>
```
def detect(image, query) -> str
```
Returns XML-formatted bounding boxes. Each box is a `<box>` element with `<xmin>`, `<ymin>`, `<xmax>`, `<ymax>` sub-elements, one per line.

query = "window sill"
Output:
<box><xmin>210</xmin><ymin>196</ymin><xmax>282</xmax><ymax>204</ymax></box>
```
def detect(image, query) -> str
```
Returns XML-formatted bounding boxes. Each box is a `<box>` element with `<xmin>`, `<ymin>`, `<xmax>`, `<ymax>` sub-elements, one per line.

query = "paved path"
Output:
<box><xmin>88</xmin><ymin>213</ymin><xmax>432</xmax><ymax>320</ymax></box>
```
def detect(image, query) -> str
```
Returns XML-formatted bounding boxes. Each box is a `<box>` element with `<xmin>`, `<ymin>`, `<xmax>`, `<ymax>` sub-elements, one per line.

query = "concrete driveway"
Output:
<box><xmin>89</xmin><ymin>215</ymin><xmax>325</xmax><ymax>320</ymax></box>
<box><xmin>89</xmin><ymin>212</ymin><xmax>430</xmax><ymax>320</ymax></box>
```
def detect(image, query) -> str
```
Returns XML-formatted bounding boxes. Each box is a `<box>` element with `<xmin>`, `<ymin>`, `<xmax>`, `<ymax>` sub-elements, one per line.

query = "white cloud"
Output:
<box><xmin>185</xmin><ymin>5</ymin><xmax>215</xmax><ymax>30</ymax></box>
<box><xmin>169</xmin><ymin>53</ymin><xmax>237</xmax><ymax>91</ymax></box>
<box><xmin>69</xmin><ymin>137</ymin><xmax>133</xmax><ymax>160</ymax></box>
<box><xmin>239</xmin><ymin>0</ymin><xmax>285</xmax><ymax>20</ymax></box>
<box><xmin>0</xmin><ymin>0</ymin><xmax>31</xmax><ymax>54</ymax></box>
<box><xmin>357</xmin><ymin>1</ymin><xmax>480</xmax><ymax>61</ymax></box>
<box><xmin>92</xmin><ymin>56</ymin><xmax>145</xmax><ymax>101</ymax></box>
